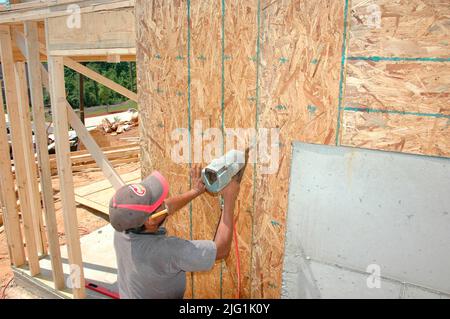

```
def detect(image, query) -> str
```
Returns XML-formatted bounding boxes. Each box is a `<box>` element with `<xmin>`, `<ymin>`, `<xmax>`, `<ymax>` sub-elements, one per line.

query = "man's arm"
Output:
<box><xmin>164</xmin><ymin>165</ymin><xmax>205</xmax><ymax>214</ymax></box>
<box><xmin>214</xmin><ymin>179</ymin><xmax>240</xmax><ymax>260</ymax></box>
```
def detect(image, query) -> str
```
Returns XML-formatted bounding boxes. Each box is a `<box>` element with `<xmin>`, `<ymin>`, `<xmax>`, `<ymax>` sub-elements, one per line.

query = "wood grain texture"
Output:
<box><xmin>341</xmin><ymin>110</ymin><xmax>450</xmax><ymax>157</ymax></box>
<box><xmin>24</xmin><ymin>21</ymin><xmax>64</xmax><ymax>289</ymax></box>
<box><xmin>188</xmin><ymin>0</ymin><xmax>223</xmax><ymax>299</ymax></box>
<box><xmin>47</xmin><ymin>53</ymin><xmax>85</xmax><ymax>298</ymax></box>
<box><xmin>342</xmin><ymin>0</ymin><xmax>450</xmax><ymax>158</ymax></box>
<box><xmin>137</xmin><ymin>0</ymin><xmax>448</xmax><ymax>299</ymax></box>
<box><xmin>220</xmin><ymin>0</ymin><xmax>258</xmax><ymax>299</ymax></box>
<box><xmin>136</xmin><ymin>0</ymin><xmax>193</xmax><ymax>298</ymax></box>
<box><xmin>47</xmin><ymin>8</ymin><xmax>136</xmax><ymax>52</ymax></box>
<box><xmin>0</xmin><ymin>26</ymin><xmax>41</xmax><ymax>276</ymax></box>
<box><xmin>137</xmin><ymin>0</ymin><xmax>345</xmax><ymax>298</ymax></box>
<box><xmin>252</xmin><ymin>0</ymin><xmax>344</xmax><ymax>298</ymax></box>
<box><xmin>0</xmin><ymin>77</ymin><xmax>25</xmax><ymax>267</ymax></box>
<box><xmin>345</xmin><ymin>61</ymin><xmax>450</xmax><ymax>115</ymax></box>
<box><xmin>349</xmin><ymin>0</ymin><xmax>450</xmax><ymax>58</ymax></box>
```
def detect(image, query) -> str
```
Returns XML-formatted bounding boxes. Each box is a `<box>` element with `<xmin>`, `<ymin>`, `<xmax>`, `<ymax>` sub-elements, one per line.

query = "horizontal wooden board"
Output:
<box><xmin>348</xmin><ymin>0</ymin><xmax>450</xmax><ymax>58</ymax></box>
<box><xmin>341</xmin><ymin>110</ymin><xmax>450</xmax><ymax>157</ymax></box>
<box><xmin>345</xmin><ymin>61</ymin><xmax>450</xmax><ymax>115</ymax></box>
<box><xmin>47</xmin><ymin>8</ymin><xmax>135</xmax><ymax>53</ymax></box>
<box><xmin>74</xmin><ymin>170</ymin><xmax>140</xmax><ymax>213</ymax></box>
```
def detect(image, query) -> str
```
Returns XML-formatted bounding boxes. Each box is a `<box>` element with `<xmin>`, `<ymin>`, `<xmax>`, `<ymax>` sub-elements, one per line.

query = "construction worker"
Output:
<box><xmin>109</xmin><ymin>165</ymin><xmax>241</xmax><ymax>299</ymax></box>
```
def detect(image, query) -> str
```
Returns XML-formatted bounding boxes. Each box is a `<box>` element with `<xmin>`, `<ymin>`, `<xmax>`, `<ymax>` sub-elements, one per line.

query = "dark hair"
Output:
<box><xmin>125</xmin><ymin>224</ymin><xmax>146</xmax><ymax>234</ymax></box>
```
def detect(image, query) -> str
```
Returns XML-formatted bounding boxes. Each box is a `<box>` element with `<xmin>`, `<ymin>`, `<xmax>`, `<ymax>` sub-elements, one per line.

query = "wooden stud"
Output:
<box><xmin>0</xmin><ymin>79</ymin><xmax>26</xmax><ymax>267</ymax></box>
<box><xmin>39</xmin><ymin>62</ymin><xmax>126</xmax><ymax>191</ymax></box>
<box><xmin>15</xmin><ymin>61</ymin><xmax>48</xmax><ymax>257</ymax></box>
<box><xmin>63</xmin><ymin>57</ymin><xmax>138</xmax><ymax>102</ymax></box>
<box><xmin>66</xmin><ymin>106</ymin><xmax>126</xmax><ymax>190</ymax></box>
<box><xmin>0</xmin><ymin>25</ymin><xmax>40</xmax><ymax>276</ymax></box>
<box><xmin>24</xmin><ymin>21</ymin><xmax>65</xmax><ymax>290</ymax></box>
<box><xmin>47</xmin><ymin>53</ymin><xmax>85</xmax><ymax>298</ymax></box>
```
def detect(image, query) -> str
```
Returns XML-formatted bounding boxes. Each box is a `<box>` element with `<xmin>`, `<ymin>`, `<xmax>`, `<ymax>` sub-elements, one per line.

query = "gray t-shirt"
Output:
<box><xmin>114</xmin><ymin>229</ymin><xmax>217</xmax><ymax>299</ymax></box>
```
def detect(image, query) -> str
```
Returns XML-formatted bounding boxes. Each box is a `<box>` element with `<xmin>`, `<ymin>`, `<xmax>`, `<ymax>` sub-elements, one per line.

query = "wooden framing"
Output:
<box><xmin>38</xmin><ymin>56</ymin><xmax>126</xmax><ymax>191</ymax></box>
<box><xmin>0</xmin><ymin>80</ymin><xmax>25</xmax><ymax>267</ymax></box>
<box><xmin>0</xmin><ymin>0</ymin><xmax>135</xmax><ymax>24</ymax></box>
<box><xmin>0</xmin><ymin>25</ymin><xmax>40</xmax><ymax>276</ymax></box>
<box><xmin>47</xmin><ymin>53</ymin><xmax>85</xmax><ymax>299</ymax></box>
<box><xmin>63</xmin><ymin>58</ymin><xmax>138</xmax><ymax>102</ymax></box>
<box><xmin>15</xmin><ymin>61</ymin><xmax>48</xmax><ymax>257</ymax></box>
<box><xmin>46</xmin><ymin>8</ymin><xmax>135</xmax><ymax>55</ymax></box>
<box><xmin>0</xmin><ymin>1</ymin><xmax>137</xmax><ymax>298</ymax></box>
<box><xmin>13</xmin><ymin>29</ymin><xmax>127</xmax><ymax>191</ymax></box>
<box><xmin>24</xmin><ymin>20</ymin><xmax>65</xmax><ymax>290</ymax></box>
<box><xmin>0</xmin><ymin>0</ymin><xmax>446</xmax><ymax>300</ymax></box>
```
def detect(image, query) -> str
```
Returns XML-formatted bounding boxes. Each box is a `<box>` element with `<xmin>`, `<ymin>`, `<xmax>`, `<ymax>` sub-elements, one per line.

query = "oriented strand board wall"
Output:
<box><xmin>137</xmin><ymin>0</ymin><xmax>449</xmax><ymax>298</ymax></box>
<box><xmin>137</xmin><ymin>0</ymin><xmax>344</xmax><ymax>298</ymax></box>
<box><xmin>339</xmin><ymin>0</ymin><xmax>450</xmax><ymax>156</ymax></box>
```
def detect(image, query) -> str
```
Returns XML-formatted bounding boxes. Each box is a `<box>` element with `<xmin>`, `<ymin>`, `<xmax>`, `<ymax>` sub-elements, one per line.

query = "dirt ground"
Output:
<box><xmin>0</xmin><ymin>128</ymin><xmax>140</xmax><ymax>298</ymax></box>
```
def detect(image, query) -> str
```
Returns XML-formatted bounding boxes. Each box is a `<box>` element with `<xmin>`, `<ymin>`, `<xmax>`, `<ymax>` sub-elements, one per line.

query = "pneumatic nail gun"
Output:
<box><xmin>201</xmin><ymin>149</ymin><xmax>249</xmax><ymax>193</ymax></box>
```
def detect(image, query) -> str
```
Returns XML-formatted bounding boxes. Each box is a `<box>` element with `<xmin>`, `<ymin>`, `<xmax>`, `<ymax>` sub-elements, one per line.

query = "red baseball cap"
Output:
<box><xmin>109</xmin><ymin>171</ymin><xmax>169</xmax><ymax>232</ymax></box>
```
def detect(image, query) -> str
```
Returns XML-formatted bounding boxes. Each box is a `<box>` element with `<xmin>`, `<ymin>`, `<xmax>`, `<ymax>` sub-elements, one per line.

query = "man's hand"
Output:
<box><xmin>191</xmin><ymin>164</ymin><xmax>206</xmax><ymax>195</ymax></box>
<box><xmin>220</xmin><ymin>177</ymin><xmax>241</xmax><ymax>204</ymax></box>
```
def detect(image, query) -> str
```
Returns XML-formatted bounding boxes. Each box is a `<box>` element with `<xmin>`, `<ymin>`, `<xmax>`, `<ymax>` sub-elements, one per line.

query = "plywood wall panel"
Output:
<box><xmin>349</xmin><ymin>0</ymin><xmax>450</xmax><ymax>58</ymax></box>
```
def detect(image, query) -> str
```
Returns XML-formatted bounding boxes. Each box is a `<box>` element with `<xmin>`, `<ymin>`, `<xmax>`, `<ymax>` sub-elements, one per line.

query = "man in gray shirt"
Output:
<box><xmin>109</xmin><ymin>166</ymin><xmax>240</xmax><ymax>299</ymax></box>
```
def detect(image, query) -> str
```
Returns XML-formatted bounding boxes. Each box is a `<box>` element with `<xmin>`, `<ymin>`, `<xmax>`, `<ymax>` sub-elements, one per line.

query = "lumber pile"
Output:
<box><xmin>98</xmin><ymin>110</ymin><xmax>138</xmax><ymax>135</ymax></box>
<box><xmin>48</xmin><ymin>143</ymin><xmax>140</xmax><ymax>174</ymax></box>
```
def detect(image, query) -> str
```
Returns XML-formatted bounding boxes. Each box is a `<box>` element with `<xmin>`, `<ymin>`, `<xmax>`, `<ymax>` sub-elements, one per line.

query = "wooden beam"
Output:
<box><xmin>66</xmin><ymin>107</ymin><xmax>126</xmax><ymax>190</ymax></box>
<box><xmin>0</xmin><ymin>0</ymin><xmax>135</xmax><ymax>24</ymax></box>
<box><xmin>24</xmin><ymin>21</ymin><xmax>65</xmax><ymax>290</ymax></box>
<box><xmin>14</xmin><ymin>29</ymin><xmax>137</xmax><ymax>102</ymax></box>
<box><xmin>63</xmin><ymin>57</ymin><xmax>138</xmax><ymax>102</ymax></box>
<box><xmin>47</xmin><ymin>54</ymin><xmax>85</xmax><ymax>298</ymax></box>
<box><xmin>15</xmin><ymin>61</ymin><xmax>48</xmax><ymax>256</ymax></box>
<box><xmin>40</xmin><ymin>62</ymin><xmax>126</xmax><ymax>191</ymax></box>
<box><xmin>0</xmin><ymin>80</ymin><xmax>26</xmax><ymax>267</ymax></box>
<box><xmin>11</xmin><ymin>28</ymin><xmax>136</xmax><ymax>63</ymax></box>
<box><xmin>0</xmin><ymin>25</ymin><xmax>40</xmax><ymax>276</ymax></box>
<box><xmin>49</xmin><ymin>48</ymin><xmax>136</xmax><ymax>57</ymax></box>
<box><xmin>13</xmin><ymin>29</ymin><xmax>126</xmax><ymax>191</ymax></box>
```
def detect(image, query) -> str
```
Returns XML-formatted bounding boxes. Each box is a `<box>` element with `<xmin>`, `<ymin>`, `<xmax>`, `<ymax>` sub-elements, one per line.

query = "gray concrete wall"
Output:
<box><xmin>282</xmin><ymin>142</ymin><xmax>450</xmax><ymax>299</ymax></box>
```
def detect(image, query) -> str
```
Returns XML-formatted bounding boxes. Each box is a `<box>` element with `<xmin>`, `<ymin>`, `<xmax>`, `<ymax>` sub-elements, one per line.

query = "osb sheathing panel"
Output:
<box><xmin>222</xmin><ymin>1</ymin><xmax>258</xmax><ymax>299</ymax></box>
<box><xmin>189</xmin><ymin>1</ymin><xmax>223</xmax><ymax>299</ymax></box>
<box><xmin>345</xmin><ymin>61</ymin><xmax>450</xmax><ymax>115</ymax></box>
<box><xmin>349</xmin><ymin>0</ymin><xmax>450</xmax><ymax>58</ymax></box>
<box><xmin>136</xmin><ymin>0</ymin><xmax>193</xmax><ymax>298</ymax></box>
<box><xmin>137</xmin><ymin>0</ymin><xmax>344</xmax><ymax>298</ymax></box>
<box><xmin>253</xmin><ymin>0</ymin><xmax>344</xmax><ymax>298</ymax></box>
<box><xmin>341</xmin><ymin>111</ymin><xmax>450</xmax><ymax>157</ymax></box>
<box><xmin>342</xmin><ymin>0</ymin><xmax>450</xmax><ymax>158</ymax></box>
<box><xmin>137</xmin><ymin>0</ymin><xmax>449</xmax><ymax>299</ymax></box>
